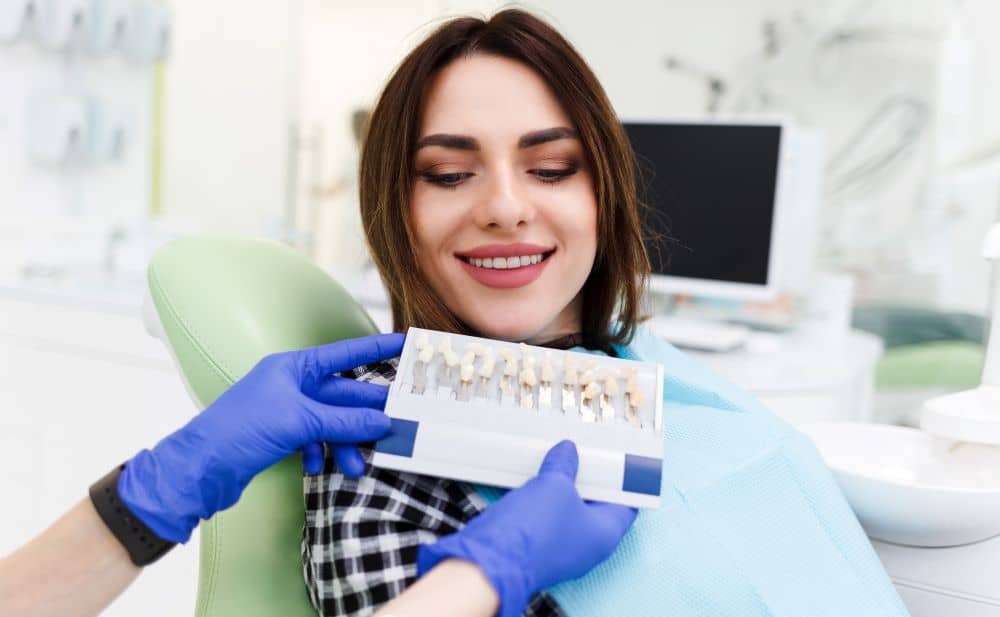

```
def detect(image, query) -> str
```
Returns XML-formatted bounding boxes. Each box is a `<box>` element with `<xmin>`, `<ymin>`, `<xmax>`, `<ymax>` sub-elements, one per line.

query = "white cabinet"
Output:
<box><xmin>0</xmin><ymin>286</ymin><xmax>200</xmax><ymax>616</ymax></box>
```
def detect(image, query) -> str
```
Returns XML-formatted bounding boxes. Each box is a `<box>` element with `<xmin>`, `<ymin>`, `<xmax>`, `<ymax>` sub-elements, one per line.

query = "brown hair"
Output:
<box><xmin>359</xmin><ymin>8</ymin><xmax>650</xmax><ymax>352</ymax></box>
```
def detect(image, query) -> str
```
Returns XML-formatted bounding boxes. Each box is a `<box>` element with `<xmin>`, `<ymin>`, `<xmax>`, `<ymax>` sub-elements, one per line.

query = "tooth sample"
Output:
<box><xmin>415</xmin><ymin>331</ymin><xmax>430</xmax><ymax>351</ymax></box>
<box><xmin>519</xmin><ymin>356</ymin><xmax>537</xmax><ymax>409</ymax></box>
<box><xmin>436</xmin><ymin>349</ymin><xmax>460</xmax><ymax>399</ymax></box>
<box><xmin>458</xmin><ymin>360</ymin><xmax>475</xmax><ymax>401</ymax></box>
<box><xmin>625</xmin><ymin>369</ymin><xmax>644</xmax><ymax>428</ymax></box>
<box><xmin>538</xmin><ymin>352</ymin><xmax>554</xmax><ymax>408</ymax></box>
<box><xmin>562</xmin><ymin>353</ymin><xmax>578</xmax><ymax>413</ymax></box>
<box><xmin>435</xmin><ymin>335</ymin><xmax>454</xmax><ymax>389</ymax></box>
<box><xmin>600</xmin><ymin>373</ymin><xmax>619</xmax><ymax>421</ymax></box>
<box><xmin>580</xmin><ymin>381</ymin><xmax>601</xmax><ymax>423</ymax></box>
<box><xmin>461</xmin><ymin>349</ymin><xmax>477</xmax><ymax>368</ymax></box>
<box><xmin>476</xmin><ymin>349</ymin><xmax>496</xmax><ymax>399</ymax></box>
<box><xmin>499</xmin><ymin>348</ymin><xmax>518</xmax><ymax>405</ymax></box>
<box><xmin>411</xmin><ymin>343</ymin><xmax>435</xmax><ymax>395</ymax></box>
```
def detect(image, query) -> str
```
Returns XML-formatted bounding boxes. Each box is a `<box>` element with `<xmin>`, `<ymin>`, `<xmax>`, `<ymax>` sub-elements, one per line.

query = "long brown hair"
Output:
<box><xmin>359</xmin><ymin>8</ymin><xmax>650</xmax><ymax>351</ymax></box>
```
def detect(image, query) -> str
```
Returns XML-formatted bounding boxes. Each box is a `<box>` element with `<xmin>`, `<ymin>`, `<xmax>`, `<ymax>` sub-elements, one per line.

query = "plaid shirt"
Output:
<box><xmin>302</xmin><ymin>357</ymin><xmax>564</xmax><ymax>617</ymax></box>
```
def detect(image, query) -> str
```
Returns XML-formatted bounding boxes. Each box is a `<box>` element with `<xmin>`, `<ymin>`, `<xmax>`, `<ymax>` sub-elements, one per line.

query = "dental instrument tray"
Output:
<box><xmin>372</xmin><ymin>327</ymin><xmax>664</xmax><ymax>509</ymax></box>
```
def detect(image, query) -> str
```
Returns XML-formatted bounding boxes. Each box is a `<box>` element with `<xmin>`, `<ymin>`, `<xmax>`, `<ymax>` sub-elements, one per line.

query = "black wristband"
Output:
<box><xmin>89</xmin><ymin>463</ymin><xmax>176</xmax><ymax>566</ymax></box>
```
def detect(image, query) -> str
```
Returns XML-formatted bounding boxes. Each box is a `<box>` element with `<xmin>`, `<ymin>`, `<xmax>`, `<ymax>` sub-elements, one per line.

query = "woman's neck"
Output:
<box><xmin>521</xmin><ymin>292</ymin><xmax>583</xmax><ymax>346</ymax></box>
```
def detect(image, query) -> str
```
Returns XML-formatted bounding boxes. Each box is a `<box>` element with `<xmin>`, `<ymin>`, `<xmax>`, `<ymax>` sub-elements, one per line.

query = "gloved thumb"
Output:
<box><xmin>538</xmin><ymin>439</ymin><xmax>579</xmax><ymax>480</ymax></box>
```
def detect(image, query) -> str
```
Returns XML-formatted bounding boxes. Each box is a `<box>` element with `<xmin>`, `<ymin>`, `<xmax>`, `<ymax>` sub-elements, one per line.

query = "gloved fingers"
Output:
<box><xmin>537</xmin><ymin>439</ymin><xmax>579</xmax><ymax>480</ymax></box>
<box><xmin>306</xmin><ymin>377</ymin><xmax>389</xmax><ymax>410</ymax></box>
<box><xmin>331</xmin><ymin>444</ymin><xmax>368</xmax><ymax>478</ymax></box>
<box><xmin>301</xmin><ymin>396</ymin><xmax>392</xmax><ymax>443</ymax></box>
<box><xmin>586</xmin><ymin>501</ymin><xmax>639</xmax><ymax>542</ymax></box>
<box><xmin>302</xmin><ymin>441</ymin><xmax>325</xmax><ymax>475</ymax></box>
<box><xmin>301</xmin><ymin>333</ymin><xmax>405</xmax><ymax>377</ymax></box>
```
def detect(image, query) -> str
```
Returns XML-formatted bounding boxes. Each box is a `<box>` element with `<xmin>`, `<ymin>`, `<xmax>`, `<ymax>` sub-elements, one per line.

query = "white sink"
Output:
<box><xmin>799</xmin><ymin>422</ymin><xmax>1000</xmax><ymax>547</ymax></box>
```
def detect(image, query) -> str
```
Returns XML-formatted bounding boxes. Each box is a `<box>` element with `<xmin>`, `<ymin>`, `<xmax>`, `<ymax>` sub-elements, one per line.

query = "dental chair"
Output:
<box><xmin>143</xmin><ymin>236</ymin><xmax>380</xmax><ymax>617</ymax></box>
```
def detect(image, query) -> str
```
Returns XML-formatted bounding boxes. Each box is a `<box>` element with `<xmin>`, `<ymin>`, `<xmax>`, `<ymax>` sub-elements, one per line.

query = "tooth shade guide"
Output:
<box><xmin>380</xmin><ymin>327</ymin><xmax>665</xmax><ymax>509</ymax></box>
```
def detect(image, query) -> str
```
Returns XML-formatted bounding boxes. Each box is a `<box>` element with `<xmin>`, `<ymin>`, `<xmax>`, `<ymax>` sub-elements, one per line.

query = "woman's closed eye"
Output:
<box><xmin>420</xmin><ymin>171</ymin><xmax>473</xmax><ymax>188</ymax></box>
<box><xmin>419</xmin><ymin>165</ymin><xmax>578</xmax><ymax>189</ymax></box>
<box><xmin>532</xmin><ymin>165</ymin><xmax>578</xmax><ymax>183</ymax></box>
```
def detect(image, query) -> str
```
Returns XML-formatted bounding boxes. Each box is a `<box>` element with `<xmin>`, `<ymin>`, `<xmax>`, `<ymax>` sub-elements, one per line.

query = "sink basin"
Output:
<box><xmin>799</xmin><ymin>422</ymin><xmax>1000</xmax><ymax>547</ymax></box>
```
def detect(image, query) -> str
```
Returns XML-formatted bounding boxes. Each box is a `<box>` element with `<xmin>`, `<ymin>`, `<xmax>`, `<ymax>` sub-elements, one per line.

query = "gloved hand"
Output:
<box><xmin>119</xmin><ymin>333</ymin><xmax>405</xmax><ymax>543</ymax></box>
<box><xmin>417</xmin><ymin>440</ymin><xmax>637</xmax><ymax>617</ymax></box>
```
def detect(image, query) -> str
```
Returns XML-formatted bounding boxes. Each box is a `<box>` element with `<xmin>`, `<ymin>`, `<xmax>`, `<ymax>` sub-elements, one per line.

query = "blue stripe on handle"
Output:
<box><xmin>374</xmin><ymin>418</ymin><xmax>420</xmax><ymax>458</ymax></box>
<box><xmin>622</xmin><ymin>454</ymin><xmax>662</xmax><ymax>496</ymax></box>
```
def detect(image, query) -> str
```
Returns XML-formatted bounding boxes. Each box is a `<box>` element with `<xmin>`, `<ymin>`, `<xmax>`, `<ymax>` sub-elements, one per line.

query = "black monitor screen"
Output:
<box><xmin>622</xmin><ymin>122</ymin><xmax>781</xmax><ymax>286</ymax></box>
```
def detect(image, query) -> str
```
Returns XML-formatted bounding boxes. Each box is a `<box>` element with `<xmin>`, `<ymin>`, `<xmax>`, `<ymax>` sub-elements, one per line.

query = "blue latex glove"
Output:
<box><xmin>417</xmin><ymin>440</ymin><xmax>637</xmax><ymax>617</ymax></box>
<box><xmin>119</xmin><ymin>333</ymin><xmax>404</xmax><ymax>543</ymax></box>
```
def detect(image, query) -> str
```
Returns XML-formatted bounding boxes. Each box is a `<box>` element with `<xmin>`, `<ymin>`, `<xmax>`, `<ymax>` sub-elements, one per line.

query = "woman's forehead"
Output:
<box><xmin>418</xmin><ymin>55</ymin><xmax>573</xmax><ymax>140</ymax></box>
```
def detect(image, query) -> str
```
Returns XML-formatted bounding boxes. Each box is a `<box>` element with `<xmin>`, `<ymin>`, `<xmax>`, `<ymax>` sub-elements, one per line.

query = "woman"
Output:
<box><xmin>305</xmin><ymin>9</ymin><xmax>908</xmax><ymax>617</ymax></box>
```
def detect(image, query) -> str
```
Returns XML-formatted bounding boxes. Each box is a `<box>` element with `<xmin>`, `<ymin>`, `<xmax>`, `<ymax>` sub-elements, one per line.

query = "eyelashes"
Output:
<box><xmin>419</xmin><ymin>166</ymin><xmax>579</xmax><ymax>190</ymax></box>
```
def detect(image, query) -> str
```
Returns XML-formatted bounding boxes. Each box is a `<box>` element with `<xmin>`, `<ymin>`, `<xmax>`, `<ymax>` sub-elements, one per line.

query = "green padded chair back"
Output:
<box><xmin>146</xmin><ymin>236</ymin><xmax>379</xmax><ymax>617</ymax></box>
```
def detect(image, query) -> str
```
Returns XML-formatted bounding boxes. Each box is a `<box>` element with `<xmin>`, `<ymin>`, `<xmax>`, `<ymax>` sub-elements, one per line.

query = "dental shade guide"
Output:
<box><xmin>380</xmin><ymin>327</ymin><xmax>665</xmax><ymax>509</ymax></box>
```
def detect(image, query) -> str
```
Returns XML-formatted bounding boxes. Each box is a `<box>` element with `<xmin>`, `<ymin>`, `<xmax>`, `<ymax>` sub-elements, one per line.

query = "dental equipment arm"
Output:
<box><xmin>921</xmin><ymin>222</ymin><xmax>1000</xmax><ymax>443</ymax></box>
<box><xmin>0</xmin><ymin>334</ymin><xmax>404</xmax><ymax>617</ymax></box>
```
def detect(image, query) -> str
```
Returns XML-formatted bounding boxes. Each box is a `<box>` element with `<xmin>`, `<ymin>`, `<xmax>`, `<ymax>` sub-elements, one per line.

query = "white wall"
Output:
<box><xmin>158</xmin><ymin>0</ymin><xmax>298</xmax><ymax>237</ymax></box>
<box><xmin>0</xmin><ymin>13</ymin><xmax>154</xmax><ymax>277</ymax></box>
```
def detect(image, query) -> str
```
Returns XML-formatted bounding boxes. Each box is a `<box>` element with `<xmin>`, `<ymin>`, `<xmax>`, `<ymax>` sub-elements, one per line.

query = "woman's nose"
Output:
<box><xmin>474</xmin><ymin>168</ymin><xmax>535</xmax><ymax>231</ymax></box>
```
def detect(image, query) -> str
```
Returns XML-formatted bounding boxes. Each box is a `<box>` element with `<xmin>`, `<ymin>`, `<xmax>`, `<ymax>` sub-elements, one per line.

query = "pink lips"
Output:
<box><xmin>455</xmin><ymin>243</ymin><xmax>554</xmax><ymax>289</ymax></box>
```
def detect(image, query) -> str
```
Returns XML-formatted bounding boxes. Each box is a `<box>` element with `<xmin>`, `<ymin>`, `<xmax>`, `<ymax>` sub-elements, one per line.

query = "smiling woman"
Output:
<box><xmin>302</xmin><ymin>10</ymin><xmax>651</xmax><ymax>617</ymax></box>
<box><xmin>360</xmin><ymin>10</ymin><xmax>649</xmax><ymax>355</ymax></box>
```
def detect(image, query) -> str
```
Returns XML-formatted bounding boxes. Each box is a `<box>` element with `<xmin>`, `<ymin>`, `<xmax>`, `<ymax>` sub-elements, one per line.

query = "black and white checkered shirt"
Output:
<box><xmin>302</xmin><ymin>357</ymin><xmax>564</xmax><ymax>617</ymax></box>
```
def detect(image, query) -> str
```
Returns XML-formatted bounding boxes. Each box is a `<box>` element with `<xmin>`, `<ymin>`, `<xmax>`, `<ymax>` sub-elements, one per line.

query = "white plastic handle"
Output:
<box><xmin>982</xmin><ymin>222</ymin><xmax>1000</xmax><ymax>260</ymax></box>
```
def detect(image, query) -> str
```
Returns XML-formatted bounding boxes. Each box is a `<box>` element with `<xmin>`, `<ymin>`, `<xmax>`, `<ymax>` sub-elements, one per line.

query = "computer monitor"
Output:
<box><xmin>622</xmin><ymin>119</ymin><xmax>804</xmax><ymax>301</ymax></box>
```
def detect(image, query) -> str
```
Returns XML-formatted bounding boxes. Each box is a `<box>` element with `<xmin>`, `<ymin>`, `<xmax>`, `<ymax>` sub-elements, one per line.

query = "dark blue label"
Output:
<box><xmin>374</xmin><ymin>418</ymin><xmax>420</xmax><ymax>458</ymax></box>
<box><xmin>622</xmin><ymin>454</ymin><xmax>662</xmax><ymax>496</ymax></box>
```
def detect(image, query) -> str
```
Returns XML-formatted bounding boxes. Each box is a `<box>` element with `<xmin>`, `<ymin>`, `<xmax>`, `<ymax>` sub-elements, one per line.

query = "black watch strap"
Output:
<box><xmin>89</xmin><ymin>463</ymin><xmax>176</xmax><ymax>566</ymax></box>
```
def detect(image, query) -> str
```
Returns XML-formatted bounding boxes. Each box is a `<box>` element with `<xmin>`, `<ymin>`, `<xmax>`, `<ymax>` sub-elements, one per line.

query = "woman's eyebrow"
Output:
<box><xmin>414</xmin><ymin>127</ymin><xmax>579</xmax><ymax>151</ymax></box>
<box><xmin>415</xmin><ymin>134</ymin><xmax>478</xmax><ymax>151</ymax></box>
<box><xmin>518</xmin><ymin>126</ymin><xmax>578</xmax><ymax>148</ymax></box>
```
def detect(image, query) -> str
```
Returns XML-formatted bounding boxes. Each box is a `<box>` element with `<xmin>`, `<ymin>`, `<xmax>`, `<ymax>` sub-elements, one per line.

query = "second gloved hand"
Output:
<box><xmin>417</xmin><ymin>440</ymin><xmax>637</xmax><ymax>617</ymax></box>
<box><xmin>119</xmin><ymin>333</ymin><xmax>405</xmax><ymax>543</ymax></box>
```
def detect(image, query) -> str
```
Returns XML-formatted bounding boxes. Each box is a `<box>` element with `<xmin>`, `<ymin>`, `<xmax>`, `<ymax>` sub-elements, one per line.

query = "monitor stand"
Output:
<box><xmin>648</xmin><ymin>315</ymin><xmax>750</xmax><ymax>352</ymax></box>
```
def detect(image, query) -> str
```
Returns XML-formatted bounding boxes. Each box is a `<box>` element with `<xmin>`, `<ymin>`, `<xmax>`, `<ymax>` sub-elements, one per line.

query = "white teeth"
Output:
<box><xmin>463</xmin><ymin>253</ymin><xmax>548</xmax><ymax>269</ymax></box>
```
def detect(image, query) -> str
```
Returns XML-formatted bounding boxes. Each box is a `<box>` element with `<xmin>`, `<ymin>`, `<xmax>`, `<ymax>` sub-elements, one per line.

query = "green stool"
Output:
<box><xmin>145</xmin><ymin>236</ymin><xmax>379</xmax><ymax>617</ymax></box>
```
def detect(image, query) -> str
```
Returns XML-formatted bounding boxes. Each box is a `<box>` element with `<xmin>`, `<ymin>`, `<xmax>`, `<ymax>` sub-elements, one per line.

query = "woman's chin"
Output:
<box><xmin>466</xmin><ymin>316</ymin><xmax>546</xmax><ymax>343</ymax></box>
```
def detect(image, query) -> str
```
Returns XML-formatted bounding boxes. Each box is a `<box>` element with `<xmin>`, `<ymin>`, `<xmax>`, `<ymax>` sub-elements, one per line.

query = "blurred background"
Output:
<box><xmin>2</xmin><ymin>0</ymin><xmax>1000</xmax><ymax>615</ymax></box>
